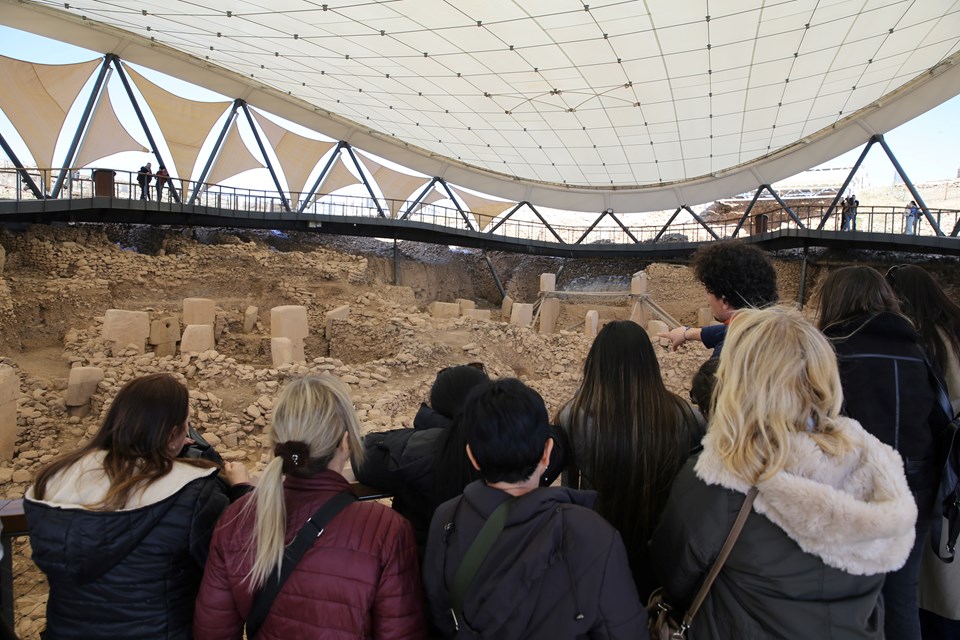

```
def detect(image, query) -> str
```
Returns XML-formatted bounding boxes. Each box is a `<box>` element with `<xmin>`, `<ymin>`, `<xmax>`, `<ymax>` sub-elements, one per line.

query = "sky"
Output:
<box><xmin>1</xmin><ymin>23</ymin><xmax>959</xmax><ymax>212</ymax></box>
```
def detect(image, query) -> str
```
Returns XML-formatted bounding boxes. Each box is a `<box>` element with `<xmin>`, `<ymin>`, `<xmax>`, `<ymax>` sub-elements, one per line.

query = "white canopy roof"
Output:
<box><xmin>2</xmin><ymin>0</ymin><xmax>959</xmax><ymax>211</ymax></box>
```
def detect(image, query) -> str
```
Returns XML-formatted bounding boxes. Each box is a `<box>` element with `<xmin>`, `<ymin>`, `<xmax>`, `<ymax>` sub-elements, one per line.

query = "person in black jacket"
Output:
<box><xmin>652</xmin><ymin>306</ymin><xmax>917</xmax><ymax>640</ymax></box>
<box><xmin>24</xmin><ymin>374</ymin><xmax>248</xmax><ymax>640</ymax></box>
<box><xmin>817</xmin><ymin>266</ymin><xmax>947</xmax><ymax>640</ymax></box>
<box><xmin>424</xmin><ymin>378</ymin><xmax>647</xmax><ymax>639</ymax></box>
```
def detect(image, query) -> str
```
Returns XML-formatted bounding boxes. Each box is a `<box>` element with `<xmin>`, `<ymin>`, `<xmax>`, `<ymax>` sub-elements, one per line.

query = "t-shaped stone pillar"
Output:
<box><xmin>103</xmin><ymin>309</ymin><xmax>150</xmax><ymax>356</ymax></box>
<box><xmin>585</xmin><ymin>310</ymin><xmax>599</xmax><ymax>339</ymax></box>
<box><xmin>271</xmin><ymin>305</ymin><xmax>309</xmax><ymax>364</ymax></box>
<box><xmin>0</xmin><ymin>365</ymin><xmax>19</xmax><ymax>460</ymax></box>
<box><xmin>183</xmin><ymin>298</ymin><xmax>216</xmax><ymax>326</ymax></box>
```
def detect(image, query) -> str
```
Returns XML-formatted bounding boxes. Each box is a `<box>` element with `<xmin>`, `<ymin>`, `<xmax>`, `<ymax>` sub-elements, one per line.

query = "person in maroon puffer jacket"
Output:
<box><xmin>194</xmin><ymin>375</ymin><xmax>426</xmax><ymax>640</ymax></box>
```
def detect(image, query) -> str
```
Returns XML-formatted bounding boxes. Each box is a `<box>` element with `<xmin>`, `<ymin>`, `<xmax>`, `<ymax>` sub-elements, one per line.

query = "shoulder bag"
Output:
<box><xmin>245</xmin><ymin>490</ymin><xmax>357</xmax><ymax>638</ymax></box>
<box><xmin>647</xmin><ymin>486</ymin><xmax>758</xmax><ymax>639</ymax></box>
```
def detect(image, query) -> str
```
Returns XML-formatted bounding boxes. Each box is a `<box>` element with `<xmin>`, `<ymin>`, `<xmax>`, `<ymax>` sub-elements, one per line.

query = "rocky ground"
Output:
<box><xmin>2</xmin><ymin>222</ymin><xmax>960</xmax><ymax>638</ymax></box>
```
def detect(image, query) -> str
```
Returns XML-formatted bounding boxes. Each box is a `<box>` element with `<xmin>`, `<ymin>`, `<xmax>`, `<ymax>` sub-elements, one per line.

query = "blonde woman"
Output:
<box><xmin>194</xmin><ymin>375</ymin><xmax>426</xmax><ymax>639</ymax></box>
<box><xmin>650</xmin><ymin>306</ymin><xmax>916</xmax><ymax>640</ymax></box>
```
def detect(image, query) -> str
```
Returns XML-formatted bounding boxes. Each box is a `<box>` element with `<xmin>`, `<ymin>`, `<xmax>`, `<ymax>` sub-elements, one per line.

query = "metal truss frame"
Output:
<box><xmin>0</xmin><ymin>131</ymin><xmax>44</xmax><ymax>199</ymax></box>
<box><xmin>240</xmin><ymin>101</ymin><xmax>291</xmax><ymax>212</ymax></box>
<box><xmin>190</xmin><ymin>99</ymin><xmax>241</xmax><ymax>205</ymax></box>
<box><xmin>299</xmin><ymin>141</ymin><xmax>347</xmax><ymax>214</ymax></box>
<box><xmin>344</xmin><ymin>145</ymin><xmax>387</xmax><ymax>218</ymax></box>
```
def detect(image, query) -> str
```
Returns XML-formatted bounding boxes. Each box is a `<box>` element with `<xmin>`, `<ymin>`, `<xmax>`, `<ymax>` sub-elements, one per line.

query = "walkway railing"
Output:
<box><xmin>2</xmin><ymin>167</ymin><xmax>959</xmax><ymax>248</ymax></box>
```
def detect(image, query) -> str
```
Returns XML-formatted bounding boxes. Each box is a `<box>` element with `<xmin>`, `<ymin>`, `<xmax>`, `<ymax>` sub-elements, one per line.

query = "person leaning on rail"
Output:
<box><xmin>658</xmin><ymin>239</ymin><xmax>779</xmax><ymax>358</ymax></box>
<box><xmin>24</xmin><ymin>373</ymin><xmax>250</xmax><ymax>640</ymax></box>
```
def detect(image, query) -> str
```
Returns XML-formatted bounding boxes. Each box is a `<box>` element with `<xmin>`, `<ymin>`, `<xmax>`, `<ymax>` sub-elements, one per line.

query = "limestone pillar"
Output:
<box><xmin>65</xmin><ymin>366</ymin><xmax>104</xmax><ymax>418</ymax></box>
<box><xmin>698</xmin><ymin>306</ymin><xmax>716</xmax><ymax>326</ymax></box>
<box><xmin>271</xmin><ymin>305</ymin><xmax>308</xmax><ymax>363</ymax></box>
<box><xmin>631</xmin><ymin>270</ymin><xmax>648</xmax><ymax>294</ymax></box>
<box><xmin>456</xmin><ymin>298</ymin><xmax>476</xmax><ymax>315</ymax></box>
<box><xmin>149</xmin><ymin>317</ymin><xmax>181</xmax><ymax>357</ymax></box>
<box><xmin>428</xmin><ymin>302</ymin><xmax>460</xmax><ymax>319</ymax></box>
<box><xmin>539</xmin><ymin>298</ymin><xmax>560</xmax><ymax>334</ymax></box>
<box><xmin>243</xmin><ymin>306</ymin><xmax>259</xmax><ymax>333</ymax></box>
<box><xmin>180</xmin><ymin>325</ymin><xmax>215</xmax><ymax>354</ymax></box>
<box><xmin>183</xmin><ymin>298</ymin><xmax>216</xmax><ymax>326</ymax></box>
<box><xmin>585</xmin><ymin>310</ymin><xmax>599</xmax><ymax>339</ymax></box>
<box><xmin>629</xmin><ymin>300</ymin><xmax>648</xmax><ymax>327</ymax></box>
<box><xmin>501</xmin><ymin>295</ymin><xmax>514</xmax><ymax>321</ymax></box>
<box><xmin>464</xmin><ymin>309</ymin><xmax>491</xmax><ymax>321</ymax></box>
<box><xmin>325</xmin><ymin>305</ymin><xmax>350</xmax><ymax>340</ymax></box>
<box><xmin>510</xmin><ymin>303</ymin><xmax>534</xmax><ymax>328</ymax></box>
<box><xmin>271</xmin><ymin>337</ymin><xmax>294</xmax><ymax>367</ymax></box>
<box><xmin>0</xmin><ymin>365</ymin><xmax>19</xmax><ymax>461</ymax></box>
<box><xmin>540</xmin><ymin>273</ymin><xmax>556</xmax><ymax>293</ymax></box>
<box><xmin>647</xmin><ymin>320</ymin><xmax>669</xmax><ymax>347</ymax></box>
<box><xmin>103</xmin><ymin>309</ymin><xmax>150</xmax><ymax>355</ymax></box>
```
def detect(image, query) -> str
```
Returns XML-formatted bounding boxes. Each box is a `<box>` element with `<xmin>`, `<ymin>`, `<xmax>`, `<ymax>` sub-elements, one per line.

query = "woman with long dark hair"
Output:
<box><xmin>557</xmin><ymin>319</ymin><xmax>702</xmax><ymax>599</ymax></box>
<box><xmin>195</xmin><ymin>375</ymin><xmax>426</xmax><ymax>639</ymax></box>
<box><xmin>25</xmin><ymin>373</ymin><xmax>247</xmax><ymax>640</ymax></box>
<box><xmin>817</xmin><ymin>266</ymin><xmax>947</xmax><ymax>640</ymax></box>
<box><xmin>886</xmin><ymin>264</ymin><xmax>960</xmax><ymax>637</ymax></box>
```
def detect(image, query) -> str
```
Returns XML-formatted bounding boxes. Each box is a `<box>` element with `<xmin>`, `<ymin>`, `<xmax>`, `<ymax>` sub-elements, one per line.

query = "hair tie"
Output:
<box><xmin>274</xmin><ymin>441</ymin><xmax>311</xmax><ymax>473</ymax></box>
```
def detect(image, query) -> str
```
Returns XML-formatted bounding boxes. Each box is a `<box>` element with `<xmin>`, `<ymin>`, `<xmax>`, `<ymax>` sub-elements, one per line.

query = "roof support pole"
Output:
<box><xmin>51</xmin><ymin>55</ymin><xmax>112</xmax><ymax>199</ymax></box>
<box><xmin>575</xmin><ymin>211</ymin><xmax>610</xmax><ymax>244</ymax></box>
<box><xmin>0</xmin><ymin>132</ymin><xmax>43</xmax><ymax>199</ymax></box>
<box><xmin>876</xmin><ymin>134</ymin><xmax>942</xmax><ymax>236</ymax></box>
<box><xmin>606</xmin><ymin>211</ymin><xmax>640</xmax><ymax>244</ymax></box>
<box><xmin>764</xmin><ymin>185</ymin><xmax>804</xmax><ymax>228</ymax></box>
<box><xmin>653</xmin><ymin>207</ymin><xmax>683</xmax><ymax>242</ymax></box>
<box><xmin>817</xmin><ymin>136</ymin><xmax>877</xmax><ymax>230</ymax></box>
<box><xmin>438</xmin><ymin>179</ymin><xmax>480</xmax><ymax>230</ymax></box>
<box><xmin>111</xmin><ymin>55</ymin><xmax>181</xmax><ymax>203</ymax></box>
<box><xmin>483</xmin><ymin>253</ymin><xmax>507</xmax><ymax>301</ymax></box>
<box><xmin>683</xmin><ymin>205</ymin><xmax>720</xmax><ymax>240</ymax></box>
<box><xmin>526</xmin><ymin>202</ymin><xmax>566</xmax><ymax>243</ymax></box>
<box><xmin>732</xmin><ymin>186</ymin><xmax>765</xmax><ymax>237</ymax></box>
<box><xmin>190</xmin><ymin>99</ymin><xmax>241</xmax><ymax>205</ymax></box>
<box><xmin>240</xmin><ymin>102</ymin><xmax>291</xmax><ymax>212</ymax></box>
<box><xmin>299</xmin><ymin>141</ymin><xmax>346</xmax><ymax>213</ymax></box>
<box><xmin>343</xmin><ymin>145</ymin><xmax>387</xmax><ymax>217</ymax></box>
<box><xmin>487</xmin><ymin>202</ymin><xmax>525</xmax><ymax>234</ymax></box>
<box><xmin>400</xmin><ymin>177</ymin><xmax>438</xmax><ymax>220</ymax></box>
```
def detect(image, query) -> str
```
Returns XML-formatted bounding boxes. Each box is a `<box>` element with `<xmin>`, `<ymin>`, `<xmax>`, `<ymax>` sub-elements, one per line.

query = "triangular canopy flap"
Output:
<box><xmin>412</xmin><ymin>187</ymin><xmax>447</xmax><ymax>215</ymax></box>
<box><xmin>75</xmin><ymin>85</ymin><xmax>148</xmax><ymax>168</ymax></box>
<box><xmin>250</xmin><ymin>109</ymin><xmax>336</xmax><ymax>196</ymax></box>
<box><xmin>205</xmin><ymin>119</ymin><xmax>264</xmax><ymax>188</ymax></box>
<box><xmin>315</xmin><ymin>155</ymin><xmax>361</xmax><ymax>197</ymax></box>
<box><xmin>0</xmin><ymin>56</ymin><xmax>100</xmax><ymax>179</ymax></box>
<box><xmin>125</xmin><ymin>65</ymin><xmax>230</xmax><ymax>180</ymax></box>
<box><xmin>356</xmin><ymin>154</ymin><xmax>429</xmax><ymax>218</ymax></box>
<box><xmin>449</xmin><ymin>185</ymin><xmax>516</xmax><ymax>230</ymax></box>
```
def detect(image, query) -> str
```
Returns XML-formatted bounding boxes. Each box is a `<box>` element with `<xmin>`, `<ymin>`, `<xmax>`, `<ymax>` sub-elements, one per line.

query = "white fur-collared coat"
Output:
<box><xmin>650</xmin><ymin>417</ymin><xmax>917</xmax><ymax>640</ymax></box>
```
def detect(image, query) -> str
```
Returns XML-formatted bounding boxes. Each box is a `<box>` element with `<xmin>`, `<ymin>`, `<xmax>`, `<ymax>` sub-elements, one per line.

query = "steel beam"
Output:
<box><xmin>876</xmin><ymin>135</ymin><xmax>943</xmax><ymax>236</ymax></box>
<box><xmin>487</xmin><ymin>202</ymin><xmax>524</xmax><ymax>234</ymax></box>
<box><xmin>575</xmin><ymin>211</ymin><xmax>610</xmax><ymax>244</ymax></box>
<box><xmin>606</xmin><ymin>211</ymin><xmax>640</xmax><ymax>244</ymax></box>
<box><xmin>764</xmin><ymin>185</ymin><xmax>804</xmax><ymax>228</ymax></box>
<box><xmin>484</xmin><ymin>253</ymin><xmax>507</xmax><ymax>300</ymax></box>
<box><xmin>240</xmin><ymin>102</ymin><xmax>291</xmax><ymax>212</ymax></box>
<box><xmin>190</xmin><ymin>100</ymin><xmax>240</xmax><ymax>205</ymax></box>
<box><xmin>299</xmin><ymin>141</ymin><xmax>345</xmax><ymax>214</ymax></box>
<box><xmin>732</xmin><ymin>187</ymin><xmax>765</xmax><ymax>237</ymax></box>
<box><xmin>438</xmin><ymin>179</ymin><xmax>479</xmax><ymax>230</ymax></box>
<box><xmin>344</xmin><ymin>145</ymin><xmax>387</xmax><ymax>218</ymax></box>
<box><xmin>653</xmin><ymin>207</ymin><xmax>683</xmax><ymax>242</ymax></box>
<box><xmin>817</xmin><ymin>136</ymin><xmax>876</xmax><ymax>230</ymax></box>
<box><xmin>526</xmin><ymin>202</ymin><xmax>566</xmax><ymax>243</ymax></box>
<box><xmin>400</xmin><ymin>177</ymin><xmax>438</xmax><ymax>220</ymax></box>
<box><xmin>51</xmin><ymin>56</ymin><xmax>112</xmax><ymax>198</ymax></box>
<box><xmin>683</xmin><ymin>205</ymin><xmax>720</xmax><ymax>240</ymax></box>
<box><xmin>0</xmin><ymin>132</ymin><xmax>43</xmax><ymax>199</ymax></box>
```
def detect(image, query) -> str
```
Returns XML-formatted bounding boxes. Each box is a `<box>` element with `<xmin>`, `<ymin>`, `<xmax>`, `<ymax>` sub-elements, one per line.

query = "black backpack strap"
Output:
<box><xmin>246</xmin><ymin>490</ymin><xmax>357</xmax><ymax>638</ymax></box>
<box><xmin>449</xmin><ymin>496</ymin><xmax>516</xmax><ymax>631</ymax></box>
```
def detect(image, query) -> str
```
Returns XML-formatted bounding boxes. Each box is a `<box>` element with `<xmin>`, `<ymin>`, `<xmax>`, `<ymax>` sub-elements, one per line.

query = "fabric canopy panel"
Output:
<box><xmin>0</xmin><ymin>55</ymin><xmax>99</xmax><ymax>181</ymax></box>
<box><xmin>411</xmin><ymin>187</ymin><xmax>447</xmax><ymax>217</ymax></box>
<box><xmin>314</xmin><ymin>155</ymin><xmax>361</xmax><ymax>197</ymax></box>
<box><xmin>448</xmin><ymin>186</ymin><xmax>516</xmax><ymax>231</ymax></box>
<box><xmin>75</xmin><ymin>84</ymin><xmax>148</xmax><ymax>168</ymax></box>
<box><xmin>125</xmin><ymin>65</ymin><xmax>230</xmax><ymax>180</ymax></box>
<box><xmin>250</xmin><ymin>109</ymin><xmax>336</xmax><ymax>196</ymax></box>
<box><xmin>204</xmin><ymin>117</ymin><xmax>263</xmax><ymax>187</ymax></box>
<box><xmin>356</xmin><ymin>154</ymin><xmax>429</xmax><ymax>218</ymax></box>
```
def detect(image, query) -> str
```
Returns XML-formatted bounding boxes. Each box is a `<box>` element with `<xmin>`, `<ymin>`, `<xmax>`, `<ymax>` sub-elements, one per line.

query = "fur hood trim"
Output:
<box><xmin>26</xmin><ymin>450</ymin><xmax>217</xmax><ymax>511</ymax></box>
<box><xmin>695</xmin><ymin>417</ymin><xmax>916</xmax><ymax>576</ymax></box>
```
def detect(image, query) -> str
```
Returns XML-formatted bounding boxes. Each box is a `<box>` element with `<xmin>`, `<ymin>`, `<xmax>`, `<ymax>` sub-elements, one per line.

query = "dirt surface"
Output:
<box><xmin>2</xmin><ymin>222</ymin><xmax>960</xmax><ymax>638</ymax></box>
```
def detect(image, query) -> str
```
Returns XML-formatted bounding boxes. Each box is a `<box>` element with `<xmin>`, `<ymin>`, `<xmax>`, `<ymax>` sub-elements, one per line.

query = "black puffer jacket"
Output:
<box><xmin>823</xmin><ymin>312</ymin><xmax>945</xmax><ymax>493</ymax></box>
<box><xmin>24</xmin><ymin>456</ymin><xmax>228</xmax><ymax>640</ymax></box>
<box><xmin>424</xmin><ymin>480</ymin><xmax>647</xmax><ymax>639</ymax></box>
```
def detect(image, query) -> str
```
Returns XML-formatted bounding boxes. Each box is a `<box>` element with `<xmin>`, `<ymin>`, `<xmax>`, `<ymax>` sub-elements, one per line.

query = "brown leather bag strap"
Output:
<box><xmin>680</xmin><ymin>486</ymin><xmax>758</xmax><ymax>633</ymax></box>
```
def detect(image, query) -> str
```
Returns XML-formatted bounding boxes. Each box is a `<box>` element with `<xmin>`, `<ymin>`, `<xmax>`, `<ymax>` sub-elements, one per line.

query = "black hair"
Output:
<box><xmin>461</xmin><ymin>378</ymin><xmax>550</xmax><ymax>485</ymax></box>
<box><xmin>690</xmin><ymin>357</ymin><xmax>720</xmax><ymax>420</ymax></box>
<box><xmin>429</xmin><ymin>365</ymin><xmax>490</xmax><ymax>420</ymax></box>
<box><xmin>691</xmin><ymin>239</ymin><xmax>778</xmax><ymax>309</ymax></box>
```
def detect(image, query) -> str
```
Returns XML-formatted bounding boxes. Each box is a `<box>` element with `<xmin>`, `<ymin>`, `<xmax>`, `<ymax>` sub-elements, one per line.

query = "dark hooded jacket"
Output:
<box><xmin>24</xmin><ymin>454</ymin><xmax>228</xmax><ymax>639</ymax></box>
<box><xmin>423</xmin><ymin>480</ymin><xmax>647</xmax><ymax>639</ymax></box>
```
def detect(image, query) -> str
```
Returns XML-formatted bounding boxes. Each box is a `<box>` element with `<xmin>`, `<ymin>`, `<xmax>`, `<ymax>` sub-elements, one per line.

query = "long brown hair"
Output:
<box><xmin>886</xmin><ymin>264</ymin><xmax>960</xmax><ymax>375</ymax></box>
<box><xmin>32</xmin><ymin>373</ymin><xmax>205</xmax><ymax>510</ymax></box>
<box><xmin>816</xmin><ymin>266</ymin><xmax>902</xmax><ymax>332</ymax></box>
<box><xmin>566</xmin><ymin>321</ymin><xmax>697</xmax><ymax>552</ymax></box>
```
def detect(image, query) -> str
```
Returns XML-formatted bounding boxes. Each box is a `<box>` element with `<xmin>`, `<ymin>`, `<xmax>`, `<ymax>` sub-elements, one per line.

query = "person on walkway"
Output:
<box><xmin>658</xmin><ymin>239</ymin><xmax>779</xmax><ymax>357</ymax></box>
<box><xmin>886</xmin><ymin>264</ymin><xmax>960</xmax><ymax>638</ymax></box>
<box><xmin>424</xmin><ymin>378</ymin><xmax>648</xmax><ymax>639</ymax></box>
<box><xmin>137</xmin><ymin>162</ymin><xmax>152</xmax><ymax>200</ymax></box>
<box><xmin>195</xmin><ymin>375</ymin><xmax>426</xmax><ymax>640</ymax></box>
<box><xmin>905</xmin><ymin>200</ymin><xmax>920</xmax><ymax>235</ymax></box>
<box><xmin>651</xmin><ymin>306</ymin><xmax>917</xmax><ymax>640</ymax></box>
<box><xmin>842</xmin><ymin>194</ymin><xmax>859</xmax><ymax>231</ymax></box>
<box><xmin>24</xmin><ymin>373</ymin><xmax>249</xmax><ymax>640</ymax></box>
<box><xmin>817</xmin><ymin>266</ymin><xmax>948</xmax><ymax>640</ymax></box>
<box><xmin>556</xmin><ymin>320</ymin><xmax>702</xmax><ymax>600</ymax></box>
<box><xmin>155</xmin><ymin>165</ymin><xmax>169</xmax><ymax>201</ymax></box>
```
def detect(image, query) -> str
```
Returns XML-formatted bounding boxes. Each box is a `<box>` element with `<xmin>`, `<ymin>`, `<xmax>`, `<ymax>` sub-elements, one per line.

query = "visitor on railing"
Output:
<box><xmin>905</xmin><ymin>200</ymin><xmax>920</xmax><ymax>235</ymax></box>
<box><xmin>23</xmin><ymin>373</ymin><xmax>250</xmax><ymax>640</ymax></box>
<box><xmin>137</xmin><ymin>162</ymin><xmax>152</xmax><ymax>201</ymax></box>
<box><xmin>817</xmin><ymin>266</ymin><xmax>949</xmax><ymax>640</ymax></box>
<box><xmin>651</xmin><ymin>306</ymin><xmax>917</xmax><ymax>640</ymax></box>
<box><xmin>841</xmin><ymin>194</ymin><xmax>859</xmax><ymax>231</ymax></box>
<box><xmin>657</xmin><ymin>239</ymin><xmax>779</xmax><ymax>357</ymax></box>
<box><xmin>555</xmin><ymin>320</ymin><xmax>703</xmax><ymax>601</ymax></box>
<box><xmin>155</xmin><ymin>165</ymin><xmax>170</xmax><ymax>202</ymax></box>
<box><xmin>194</xmin><ymin>375</ymin><xmax>426</xmax><ymax>640</ymax></box>
<box><xmin>423</xmin><ymin>378</ymin><xmax>648</xmax><ymax>639</ymax></box>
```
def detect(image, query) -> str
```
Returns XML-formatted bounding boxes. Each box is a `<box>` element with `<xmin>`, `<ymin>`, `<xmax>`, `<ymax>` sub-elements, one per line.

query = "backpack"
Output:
<box><xmin>925</xmin><ymin>357</ymin><xmax>960</xmax><ymax>562</ymax></box>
